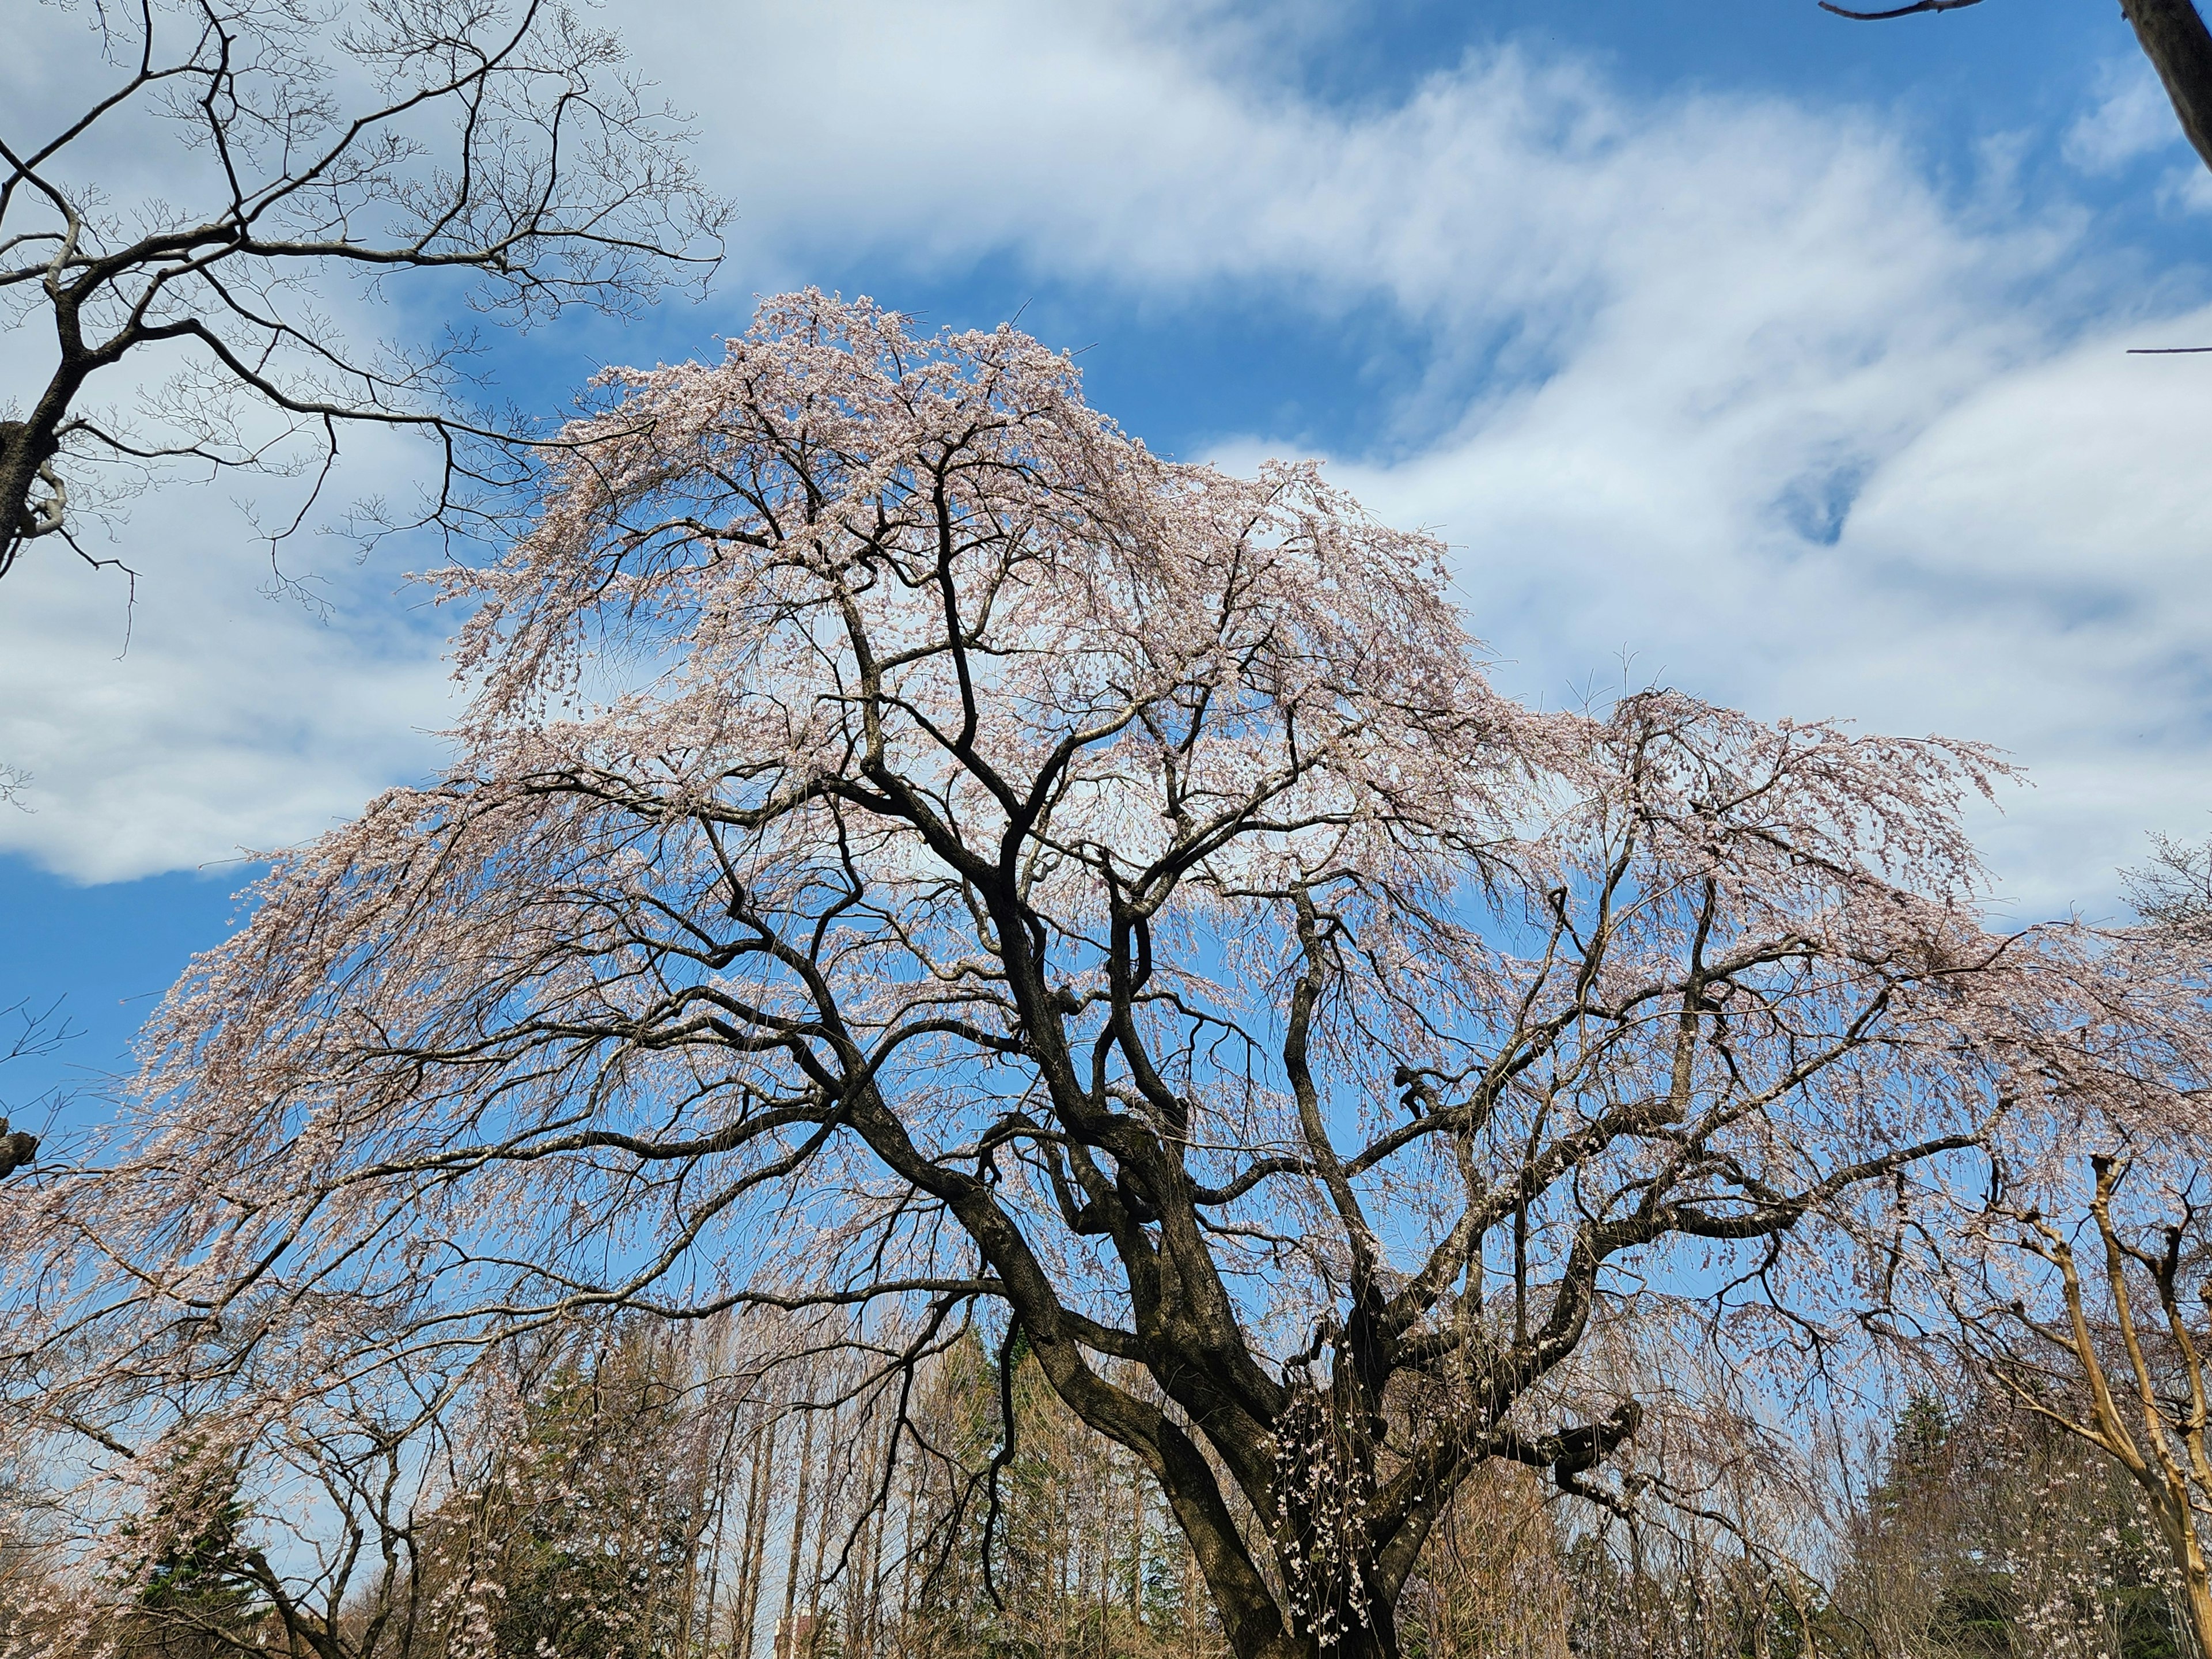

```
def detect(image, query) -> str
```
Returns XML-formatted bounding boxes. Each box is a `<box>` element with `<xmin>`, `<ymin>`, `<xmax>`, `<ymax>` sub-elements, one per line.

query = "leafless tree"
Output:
<box><xmin>0</xmin><ymin>0</ymin><xmax>727</xmax><ymax>586</ymax></box>
<box><xmin>1934</xmin><ymin>1145</ymin><xmax>2212</xmax><ymax>1654</ymax></box>
<box><xmin>1876</xmin><ymin>840</ymin><xmax>2212</xmax><ymax>1657</ymax></box>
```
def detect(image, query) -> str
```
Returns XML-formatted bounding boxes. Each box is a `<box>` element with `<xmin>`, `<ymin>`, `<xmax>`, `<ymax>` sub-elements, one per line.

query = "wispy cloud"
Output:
<box><xmin>3</xmin><ymin>0</ymin><xmax>2203</xmax><ymax>911</ymax></box>
<box><xmin>2065</xmin><ymin>57</ymin><xmax>2177</xmax><ymax>175</ymax></box>
<box><xmin>0</xmin><ymin>420</ymin><xmax>456</xmax><ymax>882</ymax></box>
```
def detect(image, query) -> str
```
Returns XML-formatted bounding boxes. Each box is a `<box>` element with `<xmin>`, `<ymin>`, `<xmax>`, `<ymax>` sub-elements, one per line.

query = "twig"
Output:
<box><xmin>1819</xmin><ymin>0</ymin><xmax>1986</xmax><ymax>16</ymax></box>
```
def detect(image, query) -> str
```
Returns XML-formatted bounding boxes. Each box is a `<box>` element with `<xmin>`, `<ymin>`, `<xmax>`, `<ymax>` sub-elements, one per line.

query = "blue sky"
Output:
<box><xmin>6</xmin><ymin>0</ymin><xmax>2212</xmax><ymax>1124</ymax></box>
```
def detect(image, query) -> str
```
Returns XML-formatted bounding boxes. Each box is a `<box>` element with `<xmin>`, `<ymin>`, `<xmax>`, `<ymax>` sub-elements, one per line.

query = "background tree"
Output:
<box><xmin>1855</xmin><ymin>835</ymin><xmax>2212</xmax><ymax>1657</ymax></box>
<box><xmin>1832</xmin><ymin>1388</ymin><xmax>2194</xmax><ymax>1659</ymax></box>
<box><xmin>422</xmin><ymin>1322</ymin><xmax>732</xmax><ymax>1659</ymax></box>
<box><xmin>9</xmin><ymin>1274</ymin><xmax>2212</xmax><ymax>1657</ymax></box>
<box><xmin>0</xmin><ymin>1312</ymin><xmax>778</xmax><ymax>1659</ymax></box>
<box><xmin>1923</xmin><ymin>1147</ymin><xmax>2212</xmax><ymax>1657</ymax></box>
<box><xmin>0</xmin><ymin>291</ymin><xmax>2164</xmax><ymax>1659</ymax></box>
<box><xmin>1399</xmin><ymin>1461</ymin><xmax>1571</xmax><ymax>1659</ymax></box>
<box><xmin>0</xmin><ymin>0</ymin><xmax>726</xmax><ymax>585</ymax></box>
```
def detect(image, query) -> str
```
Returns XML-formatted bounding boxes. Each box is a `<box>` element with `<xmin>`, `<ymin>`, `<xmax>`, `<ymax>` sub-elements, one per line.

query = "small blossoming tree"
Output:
<box><xmin>1921</xmin><ymin>838</ymin><xmax>2212</xmax><ymax>1657</ymax></box>
<box><xmin>0</xmin><ymin>294</ymin><xmax>2132</xmax><ymax>1659</ymax></box>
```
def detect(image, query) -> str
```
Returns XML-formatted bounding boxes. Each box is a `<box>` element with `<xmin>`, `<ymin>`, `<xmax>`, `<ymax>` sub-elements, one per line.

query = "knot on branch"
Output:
<box><xmin>0</xmin><ymin>1120</ymin><xmax>37</xmax><ymax>1180</ymax></box>
<box><xmin>0</xmin><ymin>423</ymin><xmax>66</xmax><ymax>542</ymax></box>
<box><xmin>1548</xmin><ymin>1399</ymin><xmax>1646</xmax><ymax>1513</ymax></box>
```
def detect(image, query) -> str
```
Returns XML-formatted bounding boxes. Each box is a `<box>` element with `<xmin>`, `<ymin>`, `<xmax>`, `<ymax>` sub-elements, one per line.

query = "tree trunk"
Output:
<box><xmin>896</xmin><ymin>1452</ymin><xmax>919</xmax><ymax>1641</ymax></box>
<box><xmin>805</xmin><ymin>1402</ymin><xmax>838</xmax><ymax>1659</ymax></box>
<box><xmin>2165</xmin><ymin>1503</ymin><xmax>2212</xmax><ymax>1659</ymax></box>
<box><xmin>1130</xmin><ymin>1453</ymin><xmax>1144</xmax><ymax>1621</ymax></box>
<box><xmin>2123</xmin><ymin>0</ymin><xmax>2212</xmax><ymax>173</ymax></box>
<box><xmin>859</xmin><ymin>1447</ymin><xmax>887</xmax><ymax>1659</ymax></box>
<box><xmin>737</xmin><ymin>1413</ymin><xmax>777</xmax><ymax>1657</ymax></box>
<box><xmin>778</xmin><ymin>1408</ymin><xmax>816</xmax><ymax>1659</ymax></box>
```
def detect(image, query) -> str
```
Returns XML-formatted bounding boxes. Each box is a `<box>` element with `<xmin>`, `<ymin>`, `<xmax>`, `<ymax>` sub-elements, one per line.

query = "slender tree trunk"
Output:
<box><xmin>896</xmin><ymin>1451</ymin><xmax>919</xmax><ymax>1646</ymax></box>
<box><xmin>859</xmin><ymin>1414</ymin><xmax>890</xmax><ymax>1659</ymax></box>
<box><xmin>2157</xmin><ymin>1501</ymin><xmax>2212</xmax><ymax>1659</ymax></box>
<box><xmin>738</xmin><ymin>1413</ymin><xmax>778</xmax><ymax>1658</ymax></box>
<box><xmin>698</xmin><ymin>1403</ymin><xmax>745</xmax><ymax>1659</ymax></box>
<box><xmin>855</xmin><ymin>1495</ymin><xmax>880</xmax><ymax>1658</ymax></box>
<box><xmin>805</xmin><ymin>1402</ymin><xmax>839</xmax><ymax>1659</ymax></box>
<box><xmin>1097</xmin><ymin>1457</ymin><xmax>1112</xmax><ymax>1642</ymax></box>
<box><xmin>779</xmin><ymin>1408</ymin><xmax>817</xmax><ymax>1659</ymax></box>
<box><xmin>1775</xmin><ymin>1568</ymin><xmax>1818</xmax><ymax>1659</ymax></box>
<box><xmin>1130</xmin><ymin>1452</ymin><xmax>1144</xmax><ymax>1622</ymax></box>
<box><xmin>1056</xmin><ymin>1506</ymin><xmax>1072</xmax><ymax>1658</ymax></box>
<box><xmin>699</xmin><ymin>1498</ymin><xmax>726</xmax><ymax>1657</ymax></box>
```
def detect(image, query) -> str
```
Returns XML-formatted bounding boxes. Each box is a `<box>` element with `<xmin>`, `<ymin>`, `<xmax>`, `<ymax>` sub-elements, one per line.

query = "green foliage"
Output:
<box><xmin>473</xmin><ymin>1331</ymin><xmax>709</xmax><ymax>1659</ymax></box>
<box><xmin>895</xmin><ymin>1328</ymin><xmax>1205</xmax><ymax>1659</ymax></box>
<box><xmin>1837</xmin><ymin>1392</ymin><xmax>2194</xmax><ymax>1659</ymax></box>
<box><xmin>110</xmin><ymin>1444</ymin><xmax>267</xmax><ymax>1657</ymax></box>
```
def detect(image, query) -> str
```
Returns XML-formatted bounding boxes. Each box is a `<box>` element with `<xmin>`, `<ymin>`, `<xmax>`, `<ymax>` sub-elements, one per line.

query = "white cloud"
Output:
<box><xmin>1323</xmin><ymin>316</ymin><xmax>2212</xmax><ymax>915</ymax></box>
<box><xmin>667</xmin><ymin>0</ymin><xmax>2203</xmax><ymax>908</ymax></box>
<box><xmin>655</xmin><ymin>3</ymin><xmax>2067</xmax><ymax>342</ymax></box>
<box><xmin>0</xmin><ymin>429</ymin><xmax>457</xmax><ymax>882</ymax></box>
<box><xmin>6</xmin><ymin>0</ymin><xmax>2207</xmax><ymax>912</ymax></box>
<box><xmin>2161</xmin><ymin>161</ymin><xmax>2212</xmax><ymax>216</ymax></box>
<box><xmin>2065</xmin><ymin>58</ymin><xmax>2177</xmax><ymax>175</ymax></box>
<box><xmin>0</xmin><ymin>221</ymin><xmax>462</xmax><ymax>881</ymax></box>
<box><xmin>0</xmin><ymin>8</ymin><xmax>519</xmax><ymax>881</ymax></box>
<box><xmin>694</xmin><ymin>0</ymin><xmax>2209</xmax><ymax>913</ymax></box>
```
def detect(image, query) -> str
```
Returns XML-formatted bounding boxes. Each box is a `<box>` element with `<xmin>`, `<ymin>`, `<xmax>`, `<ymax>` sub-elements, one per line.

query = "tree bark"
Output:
<box><xmin>2121</xmin><ymin>0</ymin><xmax>2212</xmax><ymax>173</ymax></box>
<box><xmin>738</xmin><ymin>1414</ymin><xmax>778</xmax><ymax>1658</ymax></box>
<box><xmin>779</xmin><ymin>1409</ymin><xmax>817</xmax><ymax>1659</ymax></box>
<box><xmin>805</xmin><ymin>1402</ymin><xmax>838</xmax><ymax>1658</ymax></box>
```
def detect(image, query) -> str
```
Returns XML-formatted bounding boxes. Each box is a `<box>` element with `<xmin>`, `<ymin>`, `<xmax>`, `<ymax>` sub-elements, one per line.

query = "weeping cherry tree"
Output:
<box><xmin>2</xmin><ymin>292</ymin><xmax>2124</xmax><ymax>1659</ymax></box>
